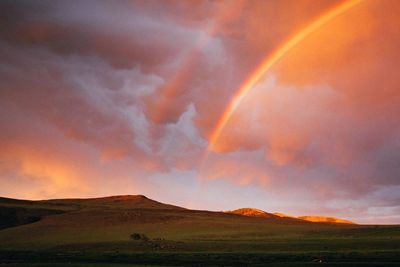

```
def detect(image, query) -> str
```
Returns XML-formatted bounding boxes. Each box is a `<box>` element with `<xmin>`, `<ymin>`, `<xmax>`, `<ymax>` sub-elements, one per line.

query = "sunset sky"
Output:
<box><xmin>1</xmin><ymin>0</ymin><xmax>400</xmax><ymax>224</ymax></box>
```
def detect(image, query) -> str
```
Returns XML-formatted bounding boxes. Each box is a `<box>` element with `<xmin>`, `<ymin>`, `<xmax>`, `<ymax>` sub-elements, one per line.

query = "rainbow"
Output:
<box><xmin>205</xmin><ymin>0</ymin><xmax>364</xmax><ymax>154</ymax></box>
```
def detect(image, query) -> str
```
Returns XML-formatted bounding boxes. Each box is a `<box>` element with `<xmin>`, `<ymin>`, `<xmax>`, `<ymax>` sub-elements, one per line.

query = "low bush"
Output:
<box><xmin>130</xmin><ymin>233</ymin><xmax>149</xmax><ymax>241</ymax></box>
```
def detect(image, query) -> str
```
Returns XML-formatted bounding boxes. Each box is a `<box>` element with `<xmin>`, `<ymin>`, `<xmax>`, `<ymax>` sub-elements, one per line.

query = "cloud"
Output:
<box><xmin>204</xmin><ymin>0</ymin><xmax>400</xmax><ymax>198</ymax></box>
<box><xmin>0</xmin><ymin>0</ymin><xmax>200</xmax><ymax>73</ymax></box>
<box><xmin>0</xmin><ymin>0</ymin><xmax>399</xmax><ymax>223</ymax></box>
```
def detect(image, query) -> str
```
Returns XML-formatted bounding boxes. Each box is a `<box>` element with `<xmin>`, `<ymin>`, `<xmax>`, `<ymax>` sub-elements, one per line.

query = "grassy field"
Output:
<box><xmin>0</xmin><ymin>195</ymin><xmax>399</xmax><ymax>266</ymax></box>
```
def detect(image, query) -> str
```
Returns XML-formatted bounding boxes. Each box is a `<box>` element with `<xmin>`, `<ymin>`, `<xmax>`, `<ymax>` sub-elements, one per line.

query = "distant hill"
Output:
<box><xmin>273</xmin><ymin>212</ymin><xmax>356</xmax><ymax>224</ymax></box>
<box><xmin>297</xmin><ymin>216</ymin><xmax>356</xmax><ymax>224</ymax></box>
<box><xmin>228</xmin><ymin>209</ymin><xmax>355</xmax><ymax>224</ymax></box>
<box><xmin>273</xmin><ymin>212</ymin><xmax>297</xmax><ymax>219</ymax></box>
<box><xmin>226</xmin><ymin>208</ymin><xmax>279</xmax><ymax>219</ymax></box>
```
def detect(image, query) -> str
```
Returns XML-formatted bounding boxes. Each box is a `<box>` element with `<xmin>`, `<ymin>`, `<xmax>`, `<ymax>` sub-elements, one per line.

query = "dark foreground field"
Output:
<box><xmin>0</xmin><ymin>195</ymin><xmax>399</xmax><ymax>266</ymax></box>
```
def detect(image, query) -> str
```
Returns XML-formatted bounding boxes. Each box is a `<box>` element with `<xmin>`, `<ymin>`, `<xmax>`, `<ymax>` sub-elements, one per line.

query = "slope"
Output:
<box><xmin>272</xmin><ymin>212</ymin><xmax>356</xmax><ymax>224</ymax></box>
<box><xmin>0</xmin><ymin>195</ymin><xmax>398</xmax><ymax>266</ymax></box>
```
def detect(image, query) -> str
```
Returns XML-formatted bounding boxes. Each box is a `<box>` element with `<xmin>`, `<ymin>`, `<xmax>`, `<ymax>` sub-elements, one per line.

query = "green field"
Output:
<box><xmin>0</xmin><ymin>195</ymin><xmax>399</xmax><ymax>266</ymax></box>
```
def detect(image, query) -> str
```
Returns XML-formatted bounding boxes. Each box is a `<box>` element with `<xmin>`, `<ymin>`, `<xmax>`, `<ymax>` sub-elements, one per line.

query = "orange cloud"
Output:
<box><xmin>1</xmin><ymin>0</ymin><xmax>400</xmax><ymax>223</ymax></box>
<box><xmin>203</xmin><ymin>0</ymin><xmax>400</xmax><ymax>163</ymax></box>
<box><xmin>275</xmin><ymin>0</ymin><xmax>400</xmax><ymax>99</ymax></box>
<box><xmin>206</xmin><ymin>0</ymin><xmax>364</xmax><ymax>154</ymax></box>
<box><xmin>199</xmin><ymin>151</ymin><xmax>272</xmax><ymax>187</ymax></box>
<box><xmin>0</xmin><ymin>129</ymin><xmax>91</xmax><ymax>198</ymax></box>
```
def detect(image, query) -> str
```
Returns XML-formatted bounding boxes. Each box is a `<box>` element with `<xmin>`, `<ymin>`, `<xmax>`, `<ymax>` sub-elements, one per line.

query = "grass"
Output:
<box><xmin>0</xmin><ymin>195</ymin><xmax>399</xmax><ymax>266</ymax></box>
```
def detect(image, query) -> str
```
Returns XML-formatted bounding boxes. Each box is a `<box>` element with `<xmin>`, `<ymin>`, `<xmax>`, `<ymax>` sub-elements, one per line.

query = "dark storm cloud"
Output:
<box><xmin>0</xmin><ymin>0</ymin><xmax>188</xmax><ymax>72</ymax></box>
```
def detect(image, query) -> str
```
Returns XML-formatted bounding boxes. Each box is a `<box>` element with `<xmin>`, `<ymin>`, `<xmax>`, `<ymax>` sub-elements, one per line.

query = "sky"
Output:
<box><xmin>0</xmin><ymin>0</ymin><xmax>399</xmax><ymax>224</ymax></box>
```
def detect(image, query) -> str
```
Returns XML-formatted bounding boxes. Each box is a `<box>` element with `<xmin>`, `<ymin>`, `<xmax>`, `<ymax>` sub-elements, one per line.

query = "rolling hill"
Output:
<box><xmin>228</xmin><ymin>208</ymin><xmax>355</xmax><ymax>224</ymax></box>
<box><xmin>273</xmin><ymin>212</ymin><xmax>356</xmax><ymax>224</ymax></box>
<box><xmin>226</xmin><ymin>208</ymin><xmax>278</xmax><ymax>218</ymax></box>
<box><xmin>298</xmin><ymin>215</ymin><xmax>356</xmax><ymax>224</ymax></box>
<box><xmin>0</xmin><ymin>195</ymin><xmax>399</xmax><ymax>266</ymax></box>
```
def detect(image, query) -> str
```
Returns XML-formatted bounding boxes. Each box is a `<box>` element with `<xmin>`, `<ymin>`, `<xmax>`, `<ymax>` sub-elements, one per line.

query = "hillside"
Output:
<box><xmin>229</xmin><ymin>208</ymin><xmax>355</xmax><ymax>224</ymax></box>
<box><xmin>298</xmin><ymin>215</ymin><xmax>356</xmax><ymax>224</ymax></box>
<box><xmin>0</xmin><ymin>195</ymin><xmax>182</xmax><ymax>230</ymax></box>
<box><xmin>273</xmin><ymin>212</ymin><xmax>297</xmax><ymax>219</ymax></box>
<box><xmin>0</xmin><ymin>195</ymin><xmax>398</xmax><ymax>266</ymax></box>
<box><xmin>227</xmin><ymin>208</ymin><xmax>281</xmax><ymax>219</ymax></box>
<box><xmin>272</xmin><ymin>212</ymin><xmax>356</xmax><ymax>224</ymax></box>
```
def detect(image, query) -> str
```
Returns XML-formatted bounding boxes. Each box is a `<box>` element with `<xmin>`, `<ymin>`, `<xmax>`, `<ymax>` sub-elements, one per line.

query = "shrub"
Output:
<box><xmin>130</xmin><ymin>233</ymin><xmax>149</xmax><ymax>241</ymax></box>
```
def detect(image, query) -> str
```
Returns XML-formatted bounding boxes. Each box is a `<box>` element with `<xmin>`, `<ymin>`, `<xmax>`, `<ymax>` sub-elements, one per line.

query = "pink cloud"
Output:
<box><xmin>0</xmin><ymin>0</ymin><xmax>399</xmax><ymax>223</ymax></box>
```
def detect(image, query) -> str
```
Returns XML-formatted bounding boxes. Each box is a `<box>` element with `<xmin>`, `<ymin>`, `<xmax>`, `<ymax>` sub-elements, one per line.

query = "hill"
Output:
<box><xmin>272</xmin><ymin>212</ymin><xmax>356</xmax><ymax>224</ymax></box>
<box><xmin>0</xmin><ymin>195</ymin><xmax>182</xmax><ymax>230</ymax></box>
<box><xmin>229</xmin><ymin>208</ymin><xmax>355</xmax><ymax>224</ymax></box>
<box><xmin>298</xmin><ymin>215</ymin><xmax>356</xmax><ymax>224</ymax></box>
<box><xmin>0</xmin><ymin>195</ymin><xmax>399</xmax><ymax>266</ymax></box>
<box><xmin>273</xmin><ymin>212</ymin><xmax>297</xmax><ymax>219</ymax></box>
<box><xmin>226</xmin><ymin>208</ymin><xmax>278</xmax><ymax>218</ymax></box>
